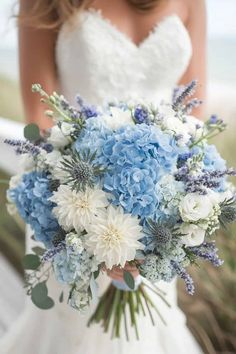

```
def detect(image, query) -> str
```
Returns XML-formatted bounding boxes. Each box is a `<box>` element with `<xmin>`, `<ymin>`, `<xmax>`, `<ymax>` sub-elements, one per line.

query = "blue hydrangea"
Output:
<box><xmin>74</xmin><ymin>117</ymin><xmax>112</xmax><ymax>166</ymax></box>
<box><xmin>8</xmin><ymin>172</ymin><xmax>59</xmax><ymax>247</ymax></box>
<box><xmin>203</xmin><ymin>144</ymin><xmax>226</xmax><ymax>172</ymax></box>
<box><xmin>103</xmin><ymin>124</ymin><xmax>184</xmax><ymax>217</ymax></box>
<box><xmin>76</xmin><ymin>123</ymin><xmax>185</xmax><ymax>218</ymax></box>
<box><xmin>53</xmin><ymin>248</ymin><xmax>94</xmax><ymax>287</ymax></box>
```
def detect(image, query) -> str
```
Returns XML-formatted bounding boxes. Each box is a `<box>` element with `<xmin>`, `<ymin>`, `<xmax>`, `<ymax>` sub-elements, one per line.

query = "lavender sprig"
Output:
<box><xmin>171</xmin><ymin>261</ymin><xmax>195</xmax><ymax>295</ymax></box>
<box><xmin>172</xmin><ymin>80</ymin><xmax>197</xmax><ymax>111</ymax></box>
<box><xmin>4</xmin><ymin>139</ymin><xmax>40</xmax><ymax>156</ymax></box>
<box><xmin>184</xmin><ymin>98</ymin><xmax>203</xmax><ymax>114</ymax></box>
<box><xmin>175</xmin><ymin>168</ymin><xmax>236</xmax><ymax>194</ymax></box>
<box><xmin>188</xmin><ymin>242</ymin><xmax>224</xmax><ymax>267</ymax></box>
<box><xmin>42</xmin><ymin>242</ymin><xmax>66</xmax><ymax>263</ymax></box>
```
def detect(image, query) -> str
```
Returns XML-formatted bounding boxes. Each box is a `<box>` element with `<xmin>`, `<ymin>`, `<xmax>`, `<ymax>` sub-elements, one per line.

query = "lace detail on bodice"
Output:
<box><xmin>56</xmin><ymin>9</ymin><xmax>192</xmax><ymax>105</ymax></box>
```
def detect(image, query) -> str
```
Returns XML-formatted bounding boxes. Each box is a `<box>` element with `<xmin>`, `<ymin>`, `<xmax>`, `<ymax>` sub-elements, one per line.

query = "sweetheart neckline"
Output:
<box><xmin>82</xmin><ymin>9</ymin><xmax>190</xmax><ymax>49</ymax></box>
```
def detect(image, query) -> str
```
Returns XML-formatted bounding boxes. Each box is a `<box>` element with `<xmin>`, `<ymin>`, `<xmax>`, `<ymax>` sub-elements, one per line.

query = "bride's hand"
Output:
<box><xmin>106</xmin><ymin>263</ymin><xmax>139</xmax><ymax>281</ymax></box>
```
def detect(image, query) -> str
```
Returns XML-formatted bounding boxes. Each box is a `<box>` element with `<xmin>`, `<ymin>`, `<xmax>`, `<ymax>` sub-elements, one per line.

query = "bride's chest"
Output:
<box><xmin>56</xmin><ymin>10</ymin><xmax>192</xmax><ymax>103</ymax></box>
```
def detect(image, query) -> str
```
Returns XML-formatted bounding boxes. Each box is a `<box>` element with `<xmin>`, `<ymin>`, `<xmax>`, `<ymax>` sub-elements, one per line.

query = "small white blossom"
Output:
<box><xmin>9</xmin><ymin>174</ymin><xmax>22</xmax><ymax>189</ymax></box>
<box><xmin>48</xmin><ymin>125</ymin><xmax>71</xmax><ymax>148</ymax></box>
<box><xmin>102</xmin><ymin>107</ymin><xmax>134</xmax><ymax>130</ymax></box>
<box><xmin>19</xmin><ymin>153</ymin><xmax>36</xmax><ymax>171</ymax></box>
<box><xmin>184</xmin><ymin>115</ymin><xmax>204</xmax><ymax>140</ymax></box>
<box><xmin>163</xmin><ymin>115</ymin><xmax>191</xmax><ymax>145</ymax></box>
<box><xmin>66</xmin><ymin>232</ymin><xmax>84</xmax><ymax>254</ymax></box>
<box><xmin>60</xmin><ymin>122</ymin><xmax>75</xmax><ymax>136</ymax></box>
<box><xmin>69</xmin><ymin>288</ymin><xmax>90</xmax><ymax>312</ymax></box>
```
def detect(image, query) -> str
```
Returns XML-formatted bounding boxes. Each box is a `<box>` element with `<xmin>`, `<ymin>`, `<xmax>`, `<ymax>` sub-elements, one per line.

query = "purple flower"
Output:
<box><xmin>133</xmin><ymin>106</ymin><xmax>149</xmax><ymax>124</ymax></box>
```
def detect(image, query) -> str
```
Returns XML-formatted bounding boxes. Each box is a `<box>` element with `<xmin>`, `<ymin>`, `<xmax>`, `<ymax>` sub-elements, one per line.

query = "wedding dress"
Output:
<box><xmin>0</xmin><ymin>9</ymin><xmax>202</xmax><ymax>354</ymax></box>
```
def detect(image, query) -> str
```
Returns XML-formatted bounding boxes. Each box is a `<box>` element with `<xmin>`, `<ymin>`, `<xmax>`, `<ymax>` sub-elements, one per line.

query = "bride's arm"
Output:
<box><xmin>180</xmin><ymin>0</ymin><xmax>207</xmax><ymax>119</ymax></box>
<box><xmin>19</xmin><ymin>0</ymin><xmax>58</xmax><ymax>130</ymax></box>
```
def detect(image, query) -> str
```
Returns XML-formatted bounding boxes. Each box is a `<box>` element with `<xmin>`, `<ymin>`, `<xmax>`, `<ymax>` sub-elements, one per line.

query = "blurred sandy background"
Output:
<box><xmin>0</xmin><ymin>0</ymin><xmax>235</xmax><ymax>353</ymax></box>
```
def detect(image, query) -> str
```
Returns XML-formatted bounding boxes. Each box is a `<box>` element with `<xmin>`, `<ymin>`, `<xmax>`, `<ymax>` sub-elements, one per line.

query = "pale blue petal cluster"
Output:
<box><xmin>140</xmin><ymin>241</ymin><xmax>187</xmax><ymax>282</ymax></box>
<box><xmin>8</xmin><ymin>172</ymin><xmax>59</xmax><ymax>247</ymax></box>
<box><xmin>53</xmin><ymin>248</ymin><xmax>94</xmax><ymax>288</ymax></box>
<box><xmin>76</xmin><ymin>122</ymin><xmax>185</xmax><ymax>218</ymax></box>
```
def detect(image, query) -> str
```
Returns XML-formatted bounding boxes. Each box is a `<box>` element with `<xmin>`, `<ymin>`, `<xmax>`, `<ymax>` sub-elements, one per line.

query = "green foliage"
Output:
<box><xmin>32</xmin><ymin>246</ymin><xmax>46</xmax><ymax>256</ymax></box>
<box><xmin>22</xmin><ymin>254</ymin><xmax>41</xmax><ymax>270</ymax></box>
<box><xmin>123</xmin><ymin>271</ymin><xmax>135</xmax><ymax>290</ymax></box>
<box><xmin>31</xmin><ymin>282</ymin><xmax>54</xmax><ymax>310</ymax></box>
<box><xmin>24</xmin><ymin>123</ymin><xmax>40</xmax><ymax>141</ymax></box>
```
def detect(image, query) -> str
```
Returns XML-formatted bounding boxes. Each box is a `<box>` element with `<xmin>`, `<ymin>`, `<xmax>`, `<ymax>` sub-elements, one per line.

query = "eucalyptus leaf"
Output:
<box><xmin>24</xmin><ymin>123</ymin><xmax>40</xmax><ymax>141</ymax></box>
<box><xmin>123</xmin><ymin>271</ymin><xmax>135</xmax><ymax>290</ymax></box>
<box><xmin>22</xmin><ymin>254</ymin><xmax>41</xmax><ymax>270</ymax></box>
<box><xmin>31</xmin><ymin>282</ymin><xmax>54</xmax><ymax>309</ymax></box>
<box><xmin>31</xmin><ymin>282</ymin><xmax>48</xmax><ymax>302</ymax></box>
<box><xmin>32</xmin><ymin>246</ymin><xmax>46</xmax><ymax>256</ymax></box>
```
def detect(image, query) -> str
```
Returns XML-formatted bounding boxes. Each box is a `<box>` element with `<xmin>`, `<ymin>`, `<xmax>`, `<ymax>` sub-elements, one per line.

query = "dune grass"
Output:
<box><xmin>0</xmin><ymin>75</ymin><xmax>24</xmax><ymax>121</ymax></box>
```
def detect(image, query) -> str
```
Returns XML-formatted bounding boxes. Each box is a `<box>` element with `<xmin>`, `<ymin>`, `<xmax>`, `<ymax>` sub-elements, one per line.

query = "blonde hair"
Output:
<box><xmin>19</xmin><ymin>0</ymin><xmax>163</xmax><ymax>29</ymax></box>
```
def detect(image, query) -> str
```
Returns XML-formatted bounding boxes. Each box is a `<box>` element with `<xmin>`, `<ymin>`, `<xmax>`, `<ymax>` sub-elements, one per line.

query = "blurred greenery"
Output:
<box><xmin>0</xmin><ymin>75</ymin><xmax>24</xmax><ymax>121</ymax></box>
<box><xmin>0</xmin><ymin>76</ymin><xmax>235</xmax><ymax>353</ymax></box>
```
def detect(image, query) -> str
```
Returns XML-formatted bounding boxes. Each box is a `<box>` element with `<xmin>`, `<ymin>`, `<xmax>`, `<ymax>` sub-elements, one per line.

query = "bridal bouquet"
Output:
<box><xmin>5</xmin><ymin>81</ymin><xmax>236</xmax><ymax>339</ymax></box>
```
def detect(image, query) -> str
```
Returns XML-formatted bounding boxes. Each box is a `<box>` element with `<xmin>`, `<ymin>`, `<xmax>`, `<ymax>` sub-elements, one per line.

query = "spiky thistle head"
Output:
<box><xmin>52</xmin><ymin>229</ymin><xmax>66</xmax><ymax>247</ymax></box>
<box><xmin>219</xmin><ymin>197</ymin><xmax>236</xmax><ymax>227</ymax></box>
<box><xmin>60</xmin><ymin>150</ymin><xmax>106</xmax><ymax>192</ymax></box>
<box><xmin>143</xmin><ymin>219</ymin><xmax>173</xmax><ymax>252</ymax></box>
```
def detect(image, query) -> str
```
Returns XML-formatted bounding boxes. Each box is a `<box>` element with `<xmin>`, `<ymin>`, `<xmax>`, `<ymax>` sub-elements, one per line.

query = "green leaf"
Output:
<box><xmin>123</xmin><ymin>271</ymin><xmax>135</xmax><ymax>290</ymax></box>
<box><xmin>22</xmin><ymin>254</ymin><xmax>41</xmax><ymax>270</ymax></box>
<box><xmin>31</xmin><ymin>282</ymin><xmax>54</xmax><ymax>310</ymax></box>
<box><xmin>32</xmin><ymin>246</ymin><xmax>46</xmax><ymax>256</ymax></box>
<box><xmin>24</xmin><ymin>123</ymin><xmax>40</xmax><ymax>141</ymax></box>
<box><xmin>93</xmin><ymin>269</ymin><xmax>100</xmax><ymax>280</ymax></box>
<box><xmin>59</xmin><ymin>291</ymin><xmax>64</xmax><ymax>303</ymax></box>
<box><xmin>31</xmin><ymin>282</ymin><xmax>48</xmax><ymax>302</ymax></box>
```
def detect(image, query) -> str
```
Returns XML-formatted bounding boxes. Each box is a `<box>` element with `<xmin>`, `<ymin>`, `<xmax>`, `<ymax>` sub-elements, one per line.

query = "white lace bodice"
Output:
<box><xmin>56</xmin><ymin>9</ymin><xmax>192</xmax><ymax>105</ymax></box>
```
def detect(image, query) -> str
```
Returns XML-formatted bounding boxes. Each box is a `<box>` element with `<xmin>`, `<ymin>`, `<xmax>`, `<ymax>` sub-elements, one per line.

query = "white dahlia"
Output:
<box><xmin>85</xmin><ymin>205</ymin><xmax>144</xmax><ymax>269</ymax></box>
<box><xmin>50</xmin><ymin>185</ymin><xmax>109</xmax><ymax>232</ymax></box>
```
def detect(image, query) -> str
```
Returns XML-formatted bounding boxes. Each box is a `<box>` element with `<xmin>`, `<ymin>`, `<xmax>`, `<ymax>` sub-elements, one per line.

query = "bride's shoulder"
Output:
<box><xmin>186</xmin><ymin>0</ymin><xmax>206</xmax><ymax>16</ymax></box>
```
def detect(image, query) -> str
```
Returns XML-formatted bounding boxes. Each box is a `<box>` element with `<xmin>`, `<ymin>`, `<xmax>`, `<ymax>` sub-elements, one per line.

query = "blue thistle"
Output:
<box><xmin>60</xmin><ymin>150</ymin><xmax>106</xmax><ymax>192</ymax></box>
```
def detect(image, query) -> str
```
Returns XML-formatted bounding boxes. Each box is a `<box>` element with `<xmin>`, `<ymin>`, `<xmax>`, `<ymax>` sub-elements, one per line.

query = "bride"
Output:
<box><xmin>1</xmin><ymin>0</ymin><xmax>206</xmax><ymax>353</ymax></box>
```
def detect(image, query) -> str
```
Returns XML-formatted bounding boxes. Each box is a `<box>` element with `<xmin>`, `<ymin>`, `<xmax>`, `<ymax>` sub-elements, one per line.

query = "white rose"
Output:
<box><xmin>184</xmin><ymin>115</ymin><xmax>204</xmax><ymax>140</ymax></box>
<box><xmin>102</xmin><ymin>107</ymin><xmax>134</xmax><ymax>130</ymax></box>
<box><xmin>179</xmin><ymin>193</ymin><xmax>214</xmax><ymax>222</ymax></box>
<box><xmin>48</xmin><ymin>125</ymin><xmax>70</xmax><ymax>148</ymax></box>
<box><xmin>180</xmin><ymin>223</ymin><xmax>205</xmax><ymax>246</ymax></box>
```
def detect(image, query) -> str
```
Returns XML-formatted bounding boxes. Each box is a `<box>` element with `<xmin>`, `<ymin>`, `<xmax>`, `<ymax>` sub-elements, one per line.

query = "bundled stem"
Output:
<box><xmin>88</xmin><ymin>281</ymin><xmax>169</xmax><ymax>340</ymax></box>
